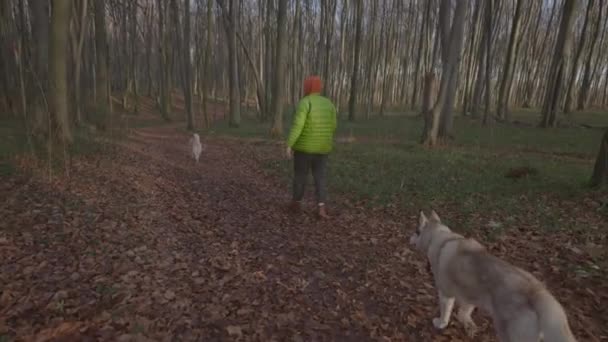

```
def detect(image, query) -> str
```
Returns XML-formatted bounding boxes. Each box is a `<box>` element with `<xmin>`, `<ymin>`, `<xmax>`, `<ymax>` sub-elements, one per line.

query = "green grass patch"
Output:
<box><xmin>207</xmin><ymin>110</ymin><xmax>605</xmax><ymax>157</ymax></box>
<box><xmin>265</xmin><ymin>140</ymin><xmax>588</xmax><ymax>211</ymax></box>
<box><xmin>209</xmin><ymin>110</ymin><xmax>605</xmax><ymax>231</ymax></box>
<box><xmin>202</xmin><ymin>116</ymin><xmax>274</xmax><ymax>139</ymax></box>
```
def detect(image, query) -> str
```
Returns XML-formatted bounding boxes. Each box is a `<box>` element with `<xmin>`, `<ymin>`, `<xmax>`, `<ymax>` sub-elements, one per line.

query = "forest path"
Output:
<box><xmin>1</xmin><ymin>122</ymin><xmax>605</xmax><ymax>341</ymax></box>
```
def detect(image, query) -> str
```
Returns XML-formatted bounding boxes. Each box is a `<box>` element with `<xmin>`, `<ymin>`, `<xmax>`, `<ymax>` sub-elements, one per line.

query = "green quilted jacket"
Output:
<box><xmin>287</xmin><ymin>94</ymin><xmax>337</xmax><ymax>154</ymax></box>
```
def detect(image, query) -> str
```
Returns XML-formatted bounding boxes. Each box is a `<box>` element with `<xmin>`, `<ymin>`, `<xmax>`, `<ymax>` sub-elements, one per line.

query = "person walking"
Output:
<box><xmin>286</xmin><ymin>76</ymin><xmax>337</xmax><ymax>219</ymax></box>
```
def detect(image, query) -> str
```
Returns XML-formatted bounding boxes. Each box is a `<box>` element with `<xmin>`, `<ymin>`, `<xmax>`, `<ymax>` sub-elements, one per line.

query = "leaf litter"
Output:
<box><xmin>0</xmin><ymin>124</ymin><xmax>606</xmax><ymax>341</ymax></box>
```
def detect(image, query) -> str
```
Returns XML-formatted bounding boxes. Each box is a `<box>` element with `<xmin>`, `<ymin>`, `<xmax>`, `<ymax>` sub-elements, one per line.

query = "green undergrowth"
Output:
<box><xmin>265</xmin><ymin>140</ymin><xmax>588</xmax><ymax>210</ymax></box>
<box><xmin>208</xmin><ymin>110</ymin><xmax>606</xmax><ymax>231</ymax></box>
<box><xmin>206</xmin><ymin>109</ymin><xmax>606</xmax><ymax>157</ymax></box>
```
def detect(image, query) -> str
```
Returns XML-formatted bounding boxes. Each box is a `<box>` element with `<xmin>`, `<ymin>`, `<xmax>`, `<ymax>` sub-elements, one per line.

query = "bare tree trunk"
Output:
<box><xmin>348</xmin><ymin>0</ymin><xmax>363</xmax><ymax>122</ymax></box>
<box><xmin>30</xmin><ymin>0</ymin><xmax>50</xmax><ymax>133</ymax></box>
<box><xmin>578</xmin><ymin>0</ymin><xmax>604</xmax><ymax>110</ymax></box>
<box><xmin>379</xmin><ymin>0</ymin><xmax>398</xmax><ymax>117</ymax></box>
<box><xmin>540</xmin><ymin>0</ymin><xmax>578</xmax><ymax>128</ymax></box>
<box><xmin>496</xmin><ymin>0</ymin><xmax>523</xmax><ymax>121</ymax></box>
<box><xmin>420</xmin><ymin>72</ymin><xmax>438</xmax><ymax>142</ymax></box>
<box><xmin>0</xmin><ymin>1</ymin><xmax>13</xmax><ymax>117</ymax></box>
<box><xmin>69</xmin><ymin>0</ymin><xmax>88</xmax><ymax>126</ymax></box>
<box><xmin>462</xmin><ymin>0</ymin><xmax>481</xmax><ymax>116</ymax></box>
<box><xmin>519</xmin><ymin>1</ymin><xmax>542</xmax><ymax>108</ymax></box>
<box><xmin>49</xmin><ymin>0</ymin><xmax>72</xmax><ymax>143</ymax></box>
<box><xmin>322</xmin><ymin>0</ymin><xmax>337</xmax><ymax>98</ymax></box>
<box><xmin>269</xmin><ymin>0</ymin><xmax>288</xmax><ymax>137</ymax></box>
<box><xmin>144</xmin><ymin>6</ymin><xmax>153</xmax><ymax>97</ymax></box>
<box><xmin>220</xmin><ymin>0</ymin><xmax>241</xmax><ymax>127</ymax></box>
<box><xmin>316</xmin><ymin>0</ymin><xmax>326</xmax><ymax>74</ymax></box>
<box><xmin>590</xmin><ymin>129</ymin><xmax>608</xmax><ymax>187</ymax></box>
<box><xmin>482</xmin><ymin>0</ymin><xmax>493</xmax><ymax>125</ymax></box>
<box><xmin>291</xmin><ymin>0</ymin><xmax>301</xmax><ymax>106</ymax></box>
<box><xmin>130</xmin><ymin>2</ymin><xmax>138</xmax><ymax>102</ymax></box>
<box><xmin>524</xmin><ymin>0</ymin><xmax>557</xmax><ymax>108</ymax></box>
<box><xmin>365</xmin><ymin>0</ymin><xmax>378</xmax><ymax>118</ymax></box>
<box><xmin>264</xmin><ymin>0</ymin><xmax>273</xmax><ymax>121</ymax></box>
<box><xmin>423</xmin><ymin>0</ymin><xmax>468</xmax><ymax>146</ymax></box>
<box><xmin>183</xmin><ymin>0</ymin><xmax>194</xmax><ymax>130</ymax></box>
<box><xmin>335</xmin><ymin>0</ymin><xmax>347</xmax><ymax>113</ymax></box>
<box><xmin>412</xmin><ymin>0</ymin><xmax>433</xmax><ymax>110</ymax></box>
<box><xmin>201</xmin><ymin>0</ymin><xmax>213</xmax><ymax>127</ymax></box>
<box><xmin>94</xmin><ymin>0</ymin><xmax>110</xmax><ymax>127</ymax></box>
<box><xmin>471</xmin><ymin>0</ymin><xmax>489</xmax><ymax>119</ymax></box>
<box><xmin>157</xmin><ymin>0</ymin><xmax>171</xmax><ymax>121</ymax></box>
<box><xmin>604</xmin><ymin>68</ymin><xmax>608</xmax><ymax>107</ymax></box>
<box><xmin>564</xmin><ymin>0</ymin><xmax>594</xmax><ymax>114</ymax></box>
<box><xmin>121</xmin><ymin>0</ymin><xmax>129</xmax><ymax>108</ymax></box>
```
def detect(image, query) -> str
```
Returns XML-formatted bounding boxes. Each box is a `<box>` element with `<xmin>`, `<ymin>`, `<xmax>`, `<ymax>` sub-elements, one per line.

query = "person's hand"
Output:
<box><xmin>285</xmin><ymin>146</ymin><xmax>293</xmax><ymax>159</ymax></box>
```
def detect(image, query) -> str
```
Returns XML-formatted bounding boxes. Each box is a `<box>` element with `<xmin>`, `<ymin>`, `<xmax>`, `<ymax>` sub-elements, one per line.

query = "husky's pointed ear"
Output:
<box><xmin>430</xmin><ymin>210</ymin><xmax>441</xmax><ymax>222</ymax></box>
<box><xmin>419</xmin><ymin>211</ymin><xmax>428</xmax><ymax>226</ymax></box>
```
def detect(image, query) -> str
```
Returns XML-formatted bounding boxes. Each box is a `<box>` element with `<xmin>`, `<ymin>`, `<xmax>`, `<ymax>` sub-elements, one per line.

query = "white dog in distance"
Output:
<box><xmin>190</xmin><ymin>133</ymin><xmax>202</xmax><ymax>163</ymax></box>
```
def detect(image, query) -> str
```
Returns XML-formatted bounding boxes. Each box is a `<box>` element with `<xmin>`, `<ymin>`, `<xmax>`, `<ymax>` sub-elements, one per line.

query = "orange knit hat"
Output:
<box><xmin>303</xmin><ymin>76</ymin><xmax>322</xmax><ymax>96</ymax></box>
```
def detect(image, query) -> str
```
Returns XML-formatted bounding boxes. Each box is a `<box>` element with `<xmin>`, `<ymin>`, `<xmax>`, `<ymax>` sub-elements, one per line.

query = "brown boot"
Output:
<box><xmin>288</xmin><ymin>201</ymin><xmax>302</xmax><ymax>214</ymax></box>
<box><xmin>317</xmin><ymin>204</ymin><xmax>329</xmax><ymax>219</ymax></box>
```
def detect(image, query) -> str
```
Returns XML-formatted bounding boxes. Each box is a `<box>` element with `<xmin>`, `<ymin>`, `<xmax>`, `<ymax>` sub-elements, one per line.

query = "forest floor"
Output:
<box><xmin>1</xmin><ymin>102</ymin><xmax>607</xmax><ymax>341</ymax></box>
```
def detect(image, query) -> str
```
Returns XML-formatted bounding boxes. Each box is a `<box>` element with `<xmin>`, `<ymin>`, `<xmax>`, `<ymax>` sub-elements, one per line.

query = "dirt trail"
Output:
<box><xmin>1</xmin><ymin>123</ymin><xmax>605</xmax><ymax>341</ymax></box>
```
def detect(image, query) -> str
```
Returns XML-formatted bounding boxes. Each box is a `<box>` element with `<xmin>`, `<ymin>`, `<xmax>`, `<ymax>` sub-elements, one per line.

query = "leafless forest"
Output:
<box><xmin>2</xmin><ymin>1</ymin><xmax>608</xmax><ymax>340</ymax></box>
<box><xmin>2</xmin><ymin>0</ymin><xmax>608</xmax><ymax>131</ymax></box>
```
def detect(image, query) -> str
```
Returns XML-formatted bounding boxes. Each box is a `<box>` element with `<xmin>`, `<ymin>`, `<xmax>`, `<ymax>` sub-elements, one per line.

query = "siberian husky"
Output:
<box><xmin>409</xmin><ymin>210</ymin><xmax>576</xmax><ymax>342</ymax></box>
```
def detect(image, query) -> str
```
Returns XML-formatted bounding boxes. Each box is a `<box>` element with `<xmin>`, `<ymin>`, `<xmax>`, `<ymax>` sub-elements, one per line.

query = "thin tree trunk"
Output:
<box><xmin>30</xmin><ymin>0</ymin><xmax>50</xmax><ymax>133</ymax></box>
<box><xmin>578</xmin><ymin>0</ymin><xmax>604</xmax><ymax>110</ymax></box>
<box><xmin>365</xmin><ymin>1</ymin><xmax>378</xmax><ymax>118</ymax></box>
<box><xmin>291</xmin><ymin>0</ymin><xmax>301</xmax><ymax>106</ymax></box>
<box><xmin>471</xmin><ymin>0</ymin><xmax>488</xmax><ymax>119</ymax></box>
<box><xmin>264</xmin><ymin>0</ymin><xmax>273</xmax><ymax>120</ymax></box>
<box><xmin>322</xmin><ymin>0</ymin><xmax>337</xmax><ymax>98</ymax></box>
<box><xmin>524</xmin><ymin>0</ymin><xmax>557</xmax><ymax>108</ymax></box>
<box><xmin>94</xmin><ymin>0</ymin><xmax>110</xmax><ymax>127</ymax></box>
<box><xmin>412</xmin><ymin>0</ymin><xmax>432</xmax><ymax>110</ymax></box>
<box><xmin>202</xmin><ymin>0</ymin><xmax>213</xmax><ymax>127</ymax></box>
<box><xmin>540</xmin><ymin>0</ymin><xmax>578</xmax><ymax>127</ymax></box>
<box><xmin>269</xmin><ymin>0</ymin><xmax>288</xmax><ymax>137</ymax></box>
<box><xmin>121</xmin><ymin>0</ymin><xmax>129</xmax><ymax>108</ymax></box>
<box><xmin>70</xmin><ymin>0</ymin><xmax>88</xmax><ymax>126</ymax></box>
<box><xmin>144</xmin><ymin>6</ymin><xmax>153</xmax><ymax>97</ymax></box>
<box><xmin>482</xmin><ymin>0</ymin><xmax>493</xmax><ymax>125</ymax></box>
<box><xmin>421</xmin><ymin>72</ymin><xmax>438</xmax><ymax>142</ymax></box>
<box><xmin>462</xmin><ymin>0</ymin><xmax>481</xmax><ymax>116</ymax></box>
<box><xmin>158</xmin><ymin>0</ymin><xmax>172</xmax><ymax>120</ymax></box>
<box><xmin>49</xmin><ymin>0</ymin><xmax>72</xmax><ymax>143</ymax></box>
<box><xmin>590</xmin><ymin>129</ymin><xmax>608</xmax><ymax>187</ymax></box>
<box><xmin>379</xmin><ymin>1</ymin><xmax>397</xmax><ymax>117</ymax></box>
<box><xmin>335</xmin><ymin>0</ymin><xmax>347</xmax><ymax>113</ymax></box>
<box><xmin>520</xmin><ymin>1</ymin><xmax>542</xmax><ymax>108</ymax></box>
<box><xmin>438</xmin><ymin>0</ymin><xmax>468</xmax><ymax>140</ymax></box>
<box><xmin>218</xmin><ymin>0</ymin><xmax>241</xmax><ymax>127</ymax></box>
<box><xmin>348</xmin><ymin>0</ymin><xmax>363</xmax><ymax>122</ymax></box>
<box><xmin>129</xmin><ymin>0</ymin><xmax>139</xmax><ymax>113</ymax></box>
<box><xmin>564</xmin><ymin>0</ymin><xmax>594</xmax><ymax>114</ymax></box>
<box><xmin>496</xmin><ymin>0</ymin><xmax>524</xmax><ymax>121</ymax></box>
<box><xmin>0</xmin><ymin>1</ymin><xmax>13</xmax><ymax>117</ymax></box>
<box><xmin>183</xmin><ymin>0</ymin><xmax>194</xmax><ymax>130</ymax></box>
<box><xmin>423</xmin><ymin>0</ymin><xmax>468</xmax><ymax>145</ymax></box>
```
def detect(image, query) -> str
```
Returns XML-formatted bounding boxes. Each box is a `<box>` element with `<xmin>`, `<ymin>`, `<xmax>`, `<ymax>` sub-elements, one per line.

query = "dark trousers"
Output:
<box><xmin>292</xmin><ymin>151</ymin><xmax>328</xmax><ymax>204</ymax></box>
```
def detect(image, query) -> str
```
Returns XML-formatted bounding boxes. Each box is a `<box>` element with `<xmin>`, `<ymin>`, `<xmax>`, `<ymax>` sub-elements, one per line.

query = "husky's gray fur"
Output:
<box><xmin>409</xmin><ymin>210</ymin><xmax>576</xmax><ymax>342</ymax></box>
